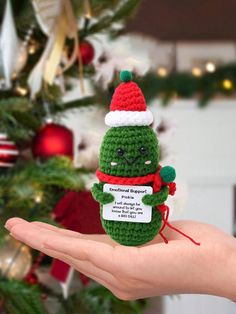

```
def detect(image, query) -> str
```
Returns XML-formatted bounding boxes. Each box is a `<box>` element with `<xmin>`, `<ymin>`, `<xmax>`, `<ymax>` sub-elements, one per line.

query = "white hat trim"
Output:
<box><xmin>105</xmin><ymin>110</ymin><xmax>153</xmax><ymax>127</ymax></box>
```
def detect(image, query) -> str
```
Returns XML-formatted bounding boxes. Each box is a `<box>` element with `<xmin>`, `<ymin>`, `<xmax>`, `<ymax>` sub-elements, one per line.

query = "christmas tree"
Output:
<box><xmin>0</xmin><ymin>0</ymin><xmax>150</xmax><ymax>313</ymax></box>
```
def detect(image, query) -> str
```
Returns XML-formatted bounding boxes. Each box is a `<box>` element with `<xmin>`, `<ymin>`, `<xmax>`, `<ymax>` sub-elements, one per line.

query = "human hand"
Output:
<box><xmin>5</xmin><ymin>218</ymin><xmax>236</xmax><ymax>301</ymax></box>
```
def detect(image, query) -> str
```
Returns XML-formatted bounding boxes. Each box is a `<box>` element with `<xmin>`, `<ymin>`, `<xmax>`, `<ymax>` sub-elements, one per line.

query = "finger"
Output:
<box><xmin>32</xmin><ymin>221</ymin><xmax>117</xmax><ymax>245</ymax></box>
<box><xmin>5</xmin><ymin>217</ymin><xmax>26</xmax><ymax>231</ymax></box>
<box><xmin>6</xmin><ymin>218</ymin><xmax>116</xmax><ymax>246</ymax></box>
<box><xmin>9</xmin><ymin>222</ymin><xmax>119</xmax><ymax>288</ymax></box>
<box><xmin>45</xmin><ymin>248</ymin><xmax>126</xmax><ymax>295</ymax></box>
<box><xmin>9</xmin><ymin>221</ymin><xmax>119</xmax><ymax>274</ymax></box>
<box><xmin>32</xmin><ymin>221</ymin><xmax>82</xmax><ymax>237</ymax></box>
<box><xmin>9</xmin><ymin>223</ymin><xmax>124</xmax><ymax>296</ymax></box>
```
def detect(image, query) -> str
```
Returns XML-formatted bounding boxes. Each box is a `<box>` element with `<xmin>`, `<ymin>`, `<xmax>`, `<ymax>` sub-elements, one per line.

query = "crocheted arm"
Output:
<box><xmin>91</xmin><ymin>183</ymin><xmax>115</xmax><ymax>205</ymax></box>
<box><xmin>160</xmin><ymin>166</ymin><xmax>176</xmax><ymax>183</ymax></box>
<box><xmin>142</xmin><ymin>186</ymin><xmax>169</xmax><ymax>206</ymax></box>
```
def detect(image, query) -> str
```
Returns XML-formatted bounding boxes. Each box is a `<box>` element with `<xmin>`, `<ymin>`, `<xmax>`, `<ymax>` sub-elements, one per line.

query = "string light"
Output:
<box><xmin>34</xmin><ymin>192</ymin><xmax>43</xmax><ymax>204</ymax></box>
<box><xmin>15</xmin><ymin>85</ymin><xmax>28</xmax><ymax>96</ymax></box>
<box><xmin>157</xmin><ymin>67</ymin><xmax>168</xmax><ymax>77</ymax></box>
<box><xmin>205</xmin><ymin>62</ymin><xmax>216</xmax><ymax>73</ymax></box>
<box><xmin>192</xmin><ymin>67</ymin><xmax>202</xmax><ymax>77</ymax></box>
<box><xmin>222</xmin><ymin>79</ymin><xmax>233</xmax><ymax>90</ymax></box>
<box><xmin>28</xmin><ymin>40</ymin><xmax>38</xmax><ymax>55</ymax></box>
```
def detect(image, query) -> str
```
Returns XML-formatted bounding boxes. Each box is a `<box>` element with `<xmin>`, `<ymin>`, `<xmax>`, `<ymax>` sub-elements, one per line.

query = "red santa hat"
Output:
<box><xmin>105</xmin><ymin>71</ymin><xmax>153</xmax><ymax>127</ymax></box>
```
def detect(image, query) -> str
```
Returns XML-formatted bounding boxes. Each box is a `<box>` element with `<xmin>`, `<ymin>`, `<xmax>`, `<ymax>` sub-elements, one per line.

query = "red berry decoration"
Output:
<box><xmin>79</xmin><ymin>41</ymin><xmax>95</xmax><ymax>66</ymax></box>
<box><xmin>0</xmin><ymin>134</ymin><xmax>19</xmax><ymax>167</ymax></box>
<box><xmin>32</xmin><ymin>123</ymin><xmax>74</xmax><ymax>160</ymax></box>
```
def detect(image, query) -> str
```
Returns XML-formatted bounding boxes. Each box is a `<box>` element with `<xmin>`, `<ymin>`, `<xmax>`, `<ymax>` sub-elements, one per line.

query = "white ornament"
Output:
<box><xmin>13</xmin><ymin>44</ymin><xmax>28</xmax><ymax>77</ymax></box>
<box><xmin>0</xmin><ymin>0</ymin><xmax>22</xmax><ymax>89</ymax></box>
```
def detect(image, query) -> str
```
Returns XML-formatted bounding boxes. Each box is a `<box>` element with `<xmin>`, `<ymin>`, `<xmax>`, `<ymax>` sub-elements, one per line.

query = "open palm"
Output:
<box><xmin>5</xmin><ymin>218</ymin><xmax>236</xmax><ymax>301</ymax></box>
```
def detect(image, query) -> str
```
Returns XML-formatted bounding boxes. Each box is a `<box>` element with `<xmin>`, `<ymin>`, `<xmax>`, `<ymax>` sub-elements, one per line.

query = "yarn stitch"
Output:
<box><xmin>92</xmin><ymin>70</ymin><xmax>200</xmax><ymax>246</ymax></box>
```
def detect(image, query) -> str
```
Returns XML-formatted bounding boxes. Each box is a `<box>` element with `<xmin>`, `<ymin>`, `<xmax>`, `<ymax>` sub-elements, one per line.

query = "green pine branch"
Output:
<box><xmin>0</xmin><ymin>157</ymin><xmax>87</xmax><ymax>237</ymax></box>
<box><xmin>0</xmin><ymin>280</ymin><xmax>47</xmax><ymax>314</ymax></box>
<box><xmin>81</xmin><ymin>0</ymin><xmax>141</xmax><ymax>37</ymax></box>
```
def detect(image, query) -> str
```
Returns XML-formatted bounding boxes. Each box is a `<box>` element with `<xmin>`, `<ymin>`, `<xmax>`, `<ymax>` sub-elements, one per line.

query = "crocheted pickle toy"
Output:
<box><xmin>92</xmin><ymin>71</ymin><xmax>200</xmax><ymax>246</ymax></box>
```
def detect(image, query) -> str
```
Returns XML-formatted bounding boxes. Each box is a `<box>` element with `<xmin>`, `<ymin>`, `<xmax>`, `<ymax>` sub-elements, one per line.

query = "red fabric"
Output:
<box><xmin>53</xmin><ymin>191</ymin><xmax>105</xmax><ymax>234</ymax></box>
<box><xmin>110</xmin><ymin>81</ymin><xmax>147</xmax><ymax>112</ymax></box>
<box><xmin>79</xmin><ymin>273</ymin><xmax>90</xmax><ymax>286</ymax></box>
<box><xmin>51</xmin><ymin>259</ymin><xmax>70</xmax><ymax>282</ymax></box>
<box><xmin>50</xmin><ymin>191</ymin><xmax>105</xmax><ymax>283</ymax></box>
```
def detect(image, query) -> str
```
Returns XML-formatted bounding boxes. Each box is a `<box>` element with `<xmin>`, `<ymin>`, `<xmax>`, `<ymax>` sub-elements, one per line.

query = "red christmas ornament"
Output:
<box><xmin>25</xmin><ymin>273</ymin><xmax>39</xmax><ymax>285</ymax></box>
<box><xmin>32</xmin><ymin>123</ymin><xmax>74</xmax><ymax>159</ymax></box>
<box><xmin>0</xmin><ymin>134</ymin><xmax>19</xmax><ymax>167</ymax></box>
<box><xmin>79</xmin><ymin>41</ymin><xmax>95</xmax><ymax>66</ymax></box>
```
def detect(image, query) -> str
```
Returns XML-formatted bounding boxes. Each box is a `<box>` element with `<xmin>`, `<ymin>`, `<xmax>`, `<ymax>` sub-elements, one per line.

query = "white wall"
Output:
<box><xmin>151</xmin><ymin>99</ymin><xmax>236</xmax><ymax>314</ymax></box>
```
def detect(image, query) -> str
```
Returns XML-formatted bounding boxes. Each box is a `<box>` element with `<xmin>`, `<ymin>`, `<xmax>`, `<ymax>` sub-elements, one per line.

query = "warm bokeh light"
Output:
<box><xmin>222</xmin><ymin>79</ymin><xmax>233</xmax><ymax>90</ymax></box>
<box><xmin>157</xmin><ymin>67</ymin><xmax>168</xmax><ymax>77</ymax></box>
<box><xmin>192</xmin><ymin>67</ymin><xmax>202</xmax><ymax>77</ymax></box>
<box><xmin>205</xmin><ymin>62</ymin><xmax>216</xmax><ymax>73</ymax></box>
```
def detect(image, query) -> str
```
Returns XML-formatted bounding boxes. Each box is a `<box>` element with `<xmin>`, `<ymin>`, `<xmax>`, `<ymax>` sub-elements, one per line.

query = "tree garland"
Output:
<box><xmin>139</xmin><ymin>63</ymin><xmax>236</xmax><ymax>107</ymax></box>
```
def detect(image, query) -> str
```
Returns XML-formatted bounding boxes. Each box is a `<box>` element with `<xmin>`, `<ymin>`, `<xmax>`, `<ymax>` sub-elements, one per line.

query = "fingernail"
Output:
<box><xmin>4</xmin><ymin>222</ymin><xmax>10</xmax><ymax>230</ymax></box>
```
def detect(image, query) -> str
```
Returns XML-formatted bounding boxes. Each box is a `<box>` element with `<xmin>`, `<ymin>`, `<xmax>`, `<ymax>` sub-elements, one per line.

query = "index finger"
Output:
<box><xmin>9</xmin><ymin>220</ymin><xmax>121</xmax><ymax>273</ymax></box>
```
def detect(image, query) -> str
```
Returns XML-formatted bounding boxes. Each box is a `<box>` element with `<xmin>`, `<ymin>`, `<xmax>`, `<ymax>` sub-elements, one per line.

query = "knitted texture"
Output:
<box><xmin>93</xmin><ymin>125</ymin><xmax>164</xmax><ymax>246</ymax></box>
<box><xmin>92</xmin><ymin>184</ymin><xmax>114</xmax><ymax>205</ymax></box>
<box><xmin>120</xmin><ymin>70</ymin><xmax>132</xmax><ymax>82</ymax></box>
<box><xmin>110</xmin><ymin>81</ymin><xmax>146</xmax><ymax>112</ymax></box>
<box><xmin>100</xmin><ymin>198</ymin><xmax>162</xmax><ymax>246</ymax></box>
<box><xmin>142</xmin><ymin>186</ymin><xmax>169</xmax><ymax>206</ymax></box>
<box><xmin>92</xmin><ymin>183</ymin><xmax>162</xmax><ymax>246</ymax></box>
<box><xmin>92</xmin><ymin>71</ymin><xmax>200</xmax><ymax>246</ymax></box>
<box><xmin>105</xmin><ymin>110</ymin><xmax>153</xmax><ymax>127</ymax></box>
<box><xmin>160</xmin><ymin>166</ymin><xmax>176</xmax><ymax>183</ymax></box>
<box><xmin>99</xmin><ymin>126</ymin><xmax>159</xmax><ymax>177</ymax></box>
<box><xmin>105</xmin><ymin>73</ymin><xmax>153</xmax><ymax>127</ymax></box>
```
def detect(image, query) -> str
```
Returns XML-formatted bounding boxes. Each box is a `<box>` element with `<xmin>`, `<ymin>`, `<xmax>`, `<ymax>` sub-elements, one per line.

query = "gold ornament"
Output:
<box><xmin>0</xmin><ymin>236</ymin><xmax>32</xmax><ymax>280</ymax></box>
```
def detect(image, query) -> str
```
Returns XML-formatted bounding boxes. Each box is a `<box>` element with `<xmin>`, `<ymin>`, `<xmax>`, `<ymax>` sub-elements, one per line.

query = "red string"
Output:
<box><xmin>158</xmin><ymin>205</ymin><xmax>200</xmax><ymax>246</ymax></box>
<box><xmin>165</xmin><ymin>221</ymin><xmax>201</xmax><ymax>246</ymax></box>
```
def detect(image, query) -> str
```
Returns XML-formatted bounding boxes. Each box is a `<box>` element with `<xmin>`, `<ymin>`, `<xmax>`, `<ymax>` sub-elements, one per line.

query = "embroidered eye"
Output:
<box><xmin>139</xmin><ymin>146</ymin><xmax>148</xmax><ymax>155</ymax></box>
<box><xmin>117</xmin><ymin>148</ymin><xmax>125</xmax><ymax>156</ymax></box>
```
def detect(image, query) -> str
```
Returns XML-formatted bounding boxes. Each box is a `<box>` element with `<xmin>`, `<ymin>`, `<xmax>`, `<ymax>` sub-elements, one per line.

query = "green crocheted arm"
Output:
<box><xmin>142</xmin><ymin>186</ymin><xmax>169</xmax><ymax>206</ymax></box>
<box><xmin>160</xmin><ymin>166</ymin><xmax>176</xmax><ymax>183</ymax></box>
<box><xmin>91</xmin><ymin>183</ymin><xmax>115</xmax><ymax>205</ymax></box>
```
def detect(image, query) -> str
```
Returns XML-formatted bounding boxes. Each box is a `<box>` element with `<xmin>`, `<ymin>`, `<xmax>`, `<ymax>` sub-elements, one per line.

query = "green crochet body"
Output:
<box><xmin>100</xmin><ymin>197</ymin><xmax>162</xmax><ymax>246</ymax></box>
<box><xmin>92</xmin><ymin>126</ymin><xmax>172</xmax><ymax>246</ymax></box>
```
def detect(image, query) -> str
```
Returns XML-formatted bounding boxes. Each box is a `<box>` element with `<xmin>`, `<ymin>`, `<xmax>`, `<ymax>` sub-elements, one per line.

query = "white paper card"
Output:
<box><xmin>103</xmin><ymin>184</ymin><xmax>153</xmax><ymax>223</ymax></box>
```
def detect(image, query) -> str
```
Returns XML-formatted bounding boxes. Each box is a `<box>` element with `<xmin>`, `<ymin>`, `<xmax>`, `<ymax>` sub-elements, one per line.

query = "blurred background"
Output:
<box><xmin>0</xmin><ymin>0</ymin><xmax>235</xmax><ymax>313</ymax></box>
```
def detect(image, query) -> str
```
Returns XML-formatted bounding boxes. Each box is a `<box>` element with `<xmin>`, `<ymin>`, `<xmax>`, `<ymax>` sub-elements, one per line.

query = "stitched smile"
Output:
<box><xmin>122</xmin><ymin>155</ymin><xmax>141</xmax><ymax>165</ymax></box>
